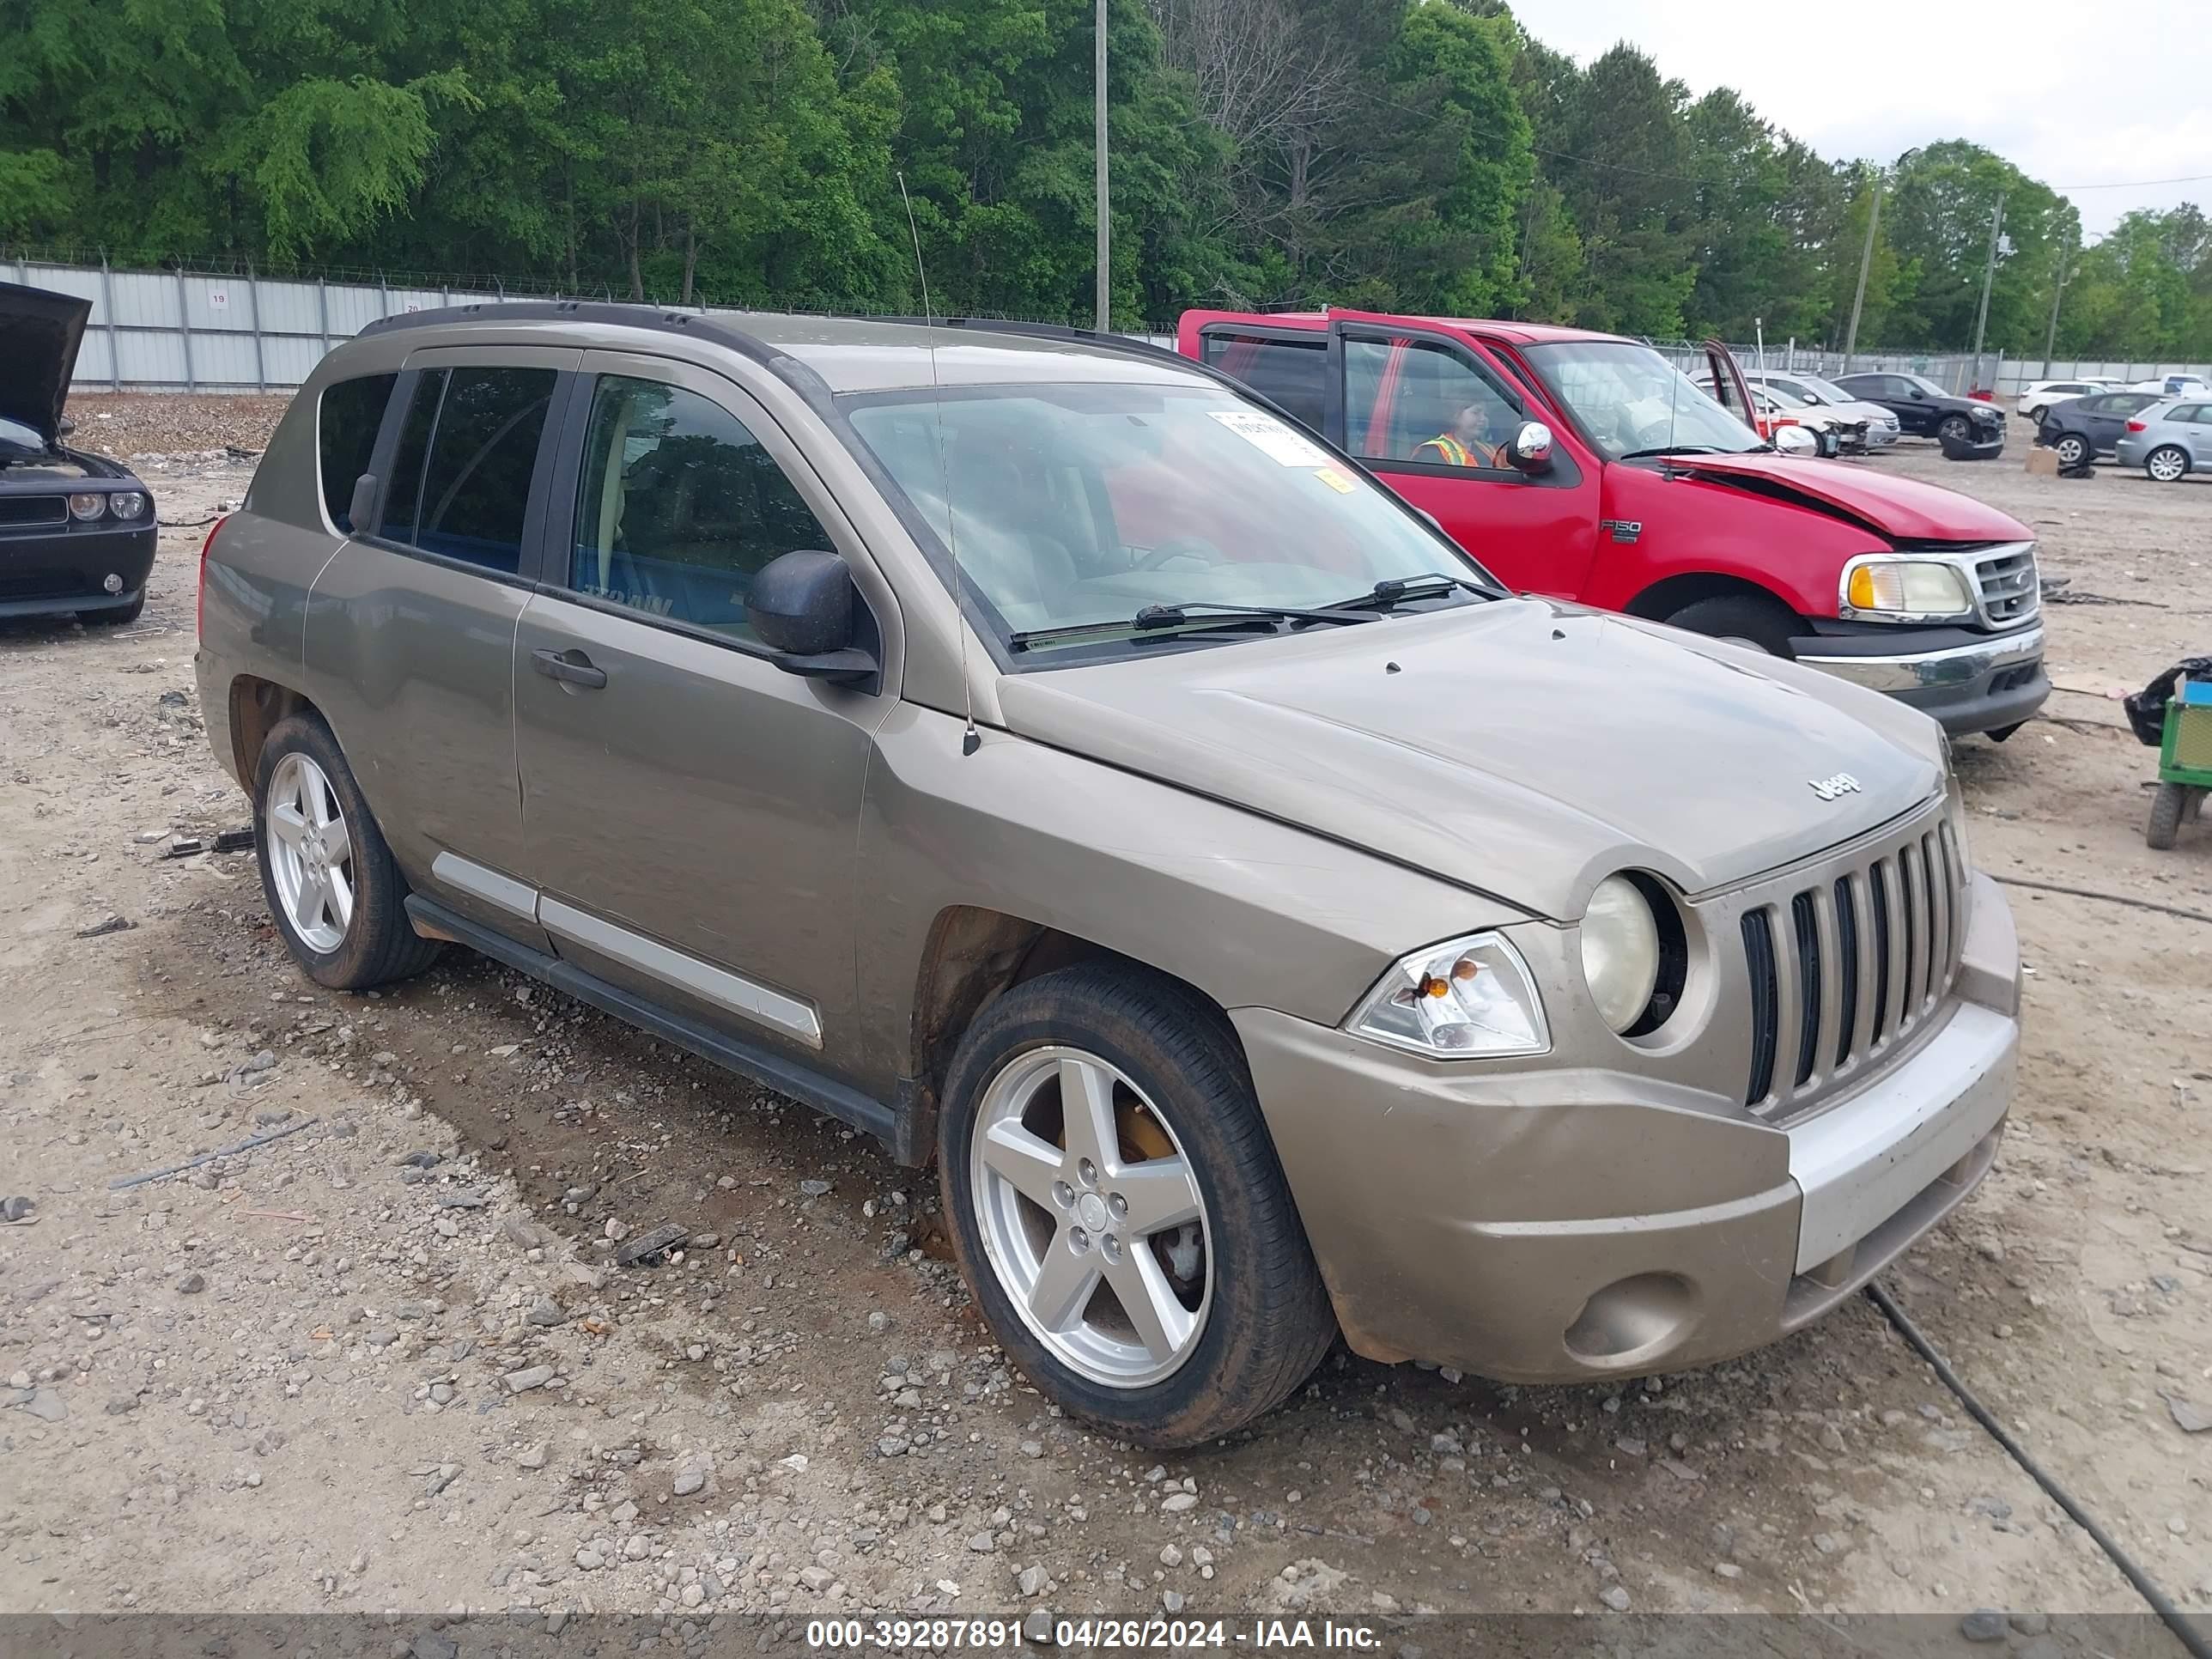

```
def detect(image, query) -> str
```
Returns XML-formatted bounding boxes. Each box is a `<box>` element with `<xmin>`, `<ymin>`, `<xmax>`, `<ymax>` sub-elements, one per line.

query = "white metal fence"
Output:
<box><xmin>15</xmin><ymin>253</ymin><xmax>2210</xmax><ymax>403</ymax></box>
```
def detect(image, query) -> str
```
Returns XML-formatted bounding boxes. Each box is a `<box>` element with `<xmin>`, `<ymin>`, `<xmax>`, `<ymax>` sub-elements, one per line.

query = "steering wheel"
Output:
<box><xmin>1135</xmin><ymin>536</ymin><xmax>1227</xmax><ymax>573</ymax></box>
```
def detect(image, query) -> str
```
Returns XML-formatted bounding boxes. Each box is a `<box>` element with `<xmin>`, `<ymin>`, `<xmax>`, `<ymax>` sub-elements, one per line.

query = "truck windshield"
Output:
<box><xmin>842</xmin><ymin>382</ymin><xmax>1496</xmax><ymax>658</ymax></box>
<box><xmin>1521</xmin><ymin>340</ymin><xmax>1768</xmax><ymax>461</ymax></box>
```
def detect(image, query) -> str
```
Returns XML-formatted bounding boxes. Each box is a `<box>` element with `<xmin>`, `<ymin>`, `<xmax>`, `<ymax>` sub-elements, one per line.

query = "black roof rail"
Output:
<box><xmin>354</xmin><ymin>297</ymin><xmax>784</xmax><ymax>368</ymax></box>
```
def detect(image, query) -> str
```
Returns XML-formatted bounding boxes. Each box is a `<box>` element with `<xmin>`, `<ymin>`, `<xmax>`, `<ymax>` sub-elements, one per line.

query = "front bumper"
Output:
<box><xmin>1232</xmin><ymin>872</ymin><xmax>2021</xmax><ymax>1383</ymax></box>
<box><xmin>1790</xmin><ymin>623</ymin><xmax>2047</xmax><ymax>736</ymax></box>
<box><xmin>0</xmin><ymin>523</ymin><xmax>157</xmax><ymax>619</ymax></box>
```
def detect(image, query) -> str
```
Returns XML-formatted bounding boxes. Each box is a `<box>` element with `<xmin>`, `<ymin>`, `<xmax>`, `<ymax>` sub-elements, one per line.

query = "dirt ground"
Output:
<box><xmin>3</xmin><ymin>401</ymin><xmax>2210</xmax><ymax>1633</ymax></box>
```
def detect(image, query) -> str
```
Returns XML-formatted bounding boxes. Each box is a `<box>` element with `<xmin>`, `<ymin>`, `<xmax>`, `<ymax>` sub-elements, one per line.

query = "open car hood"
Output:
<box><xmin>1663</xmin><ymin>451</ymin><xmax>2028</xmax><ymax>543</ymax></box>
<box><xmin>0</xmin><ymin>281</ymin><xmax>89</xmax><ymax>447</ymax></box>
<box><xmin>995</xmin><ymin>599</ymin><xmax>1946</xmax><ymax>918</ymax></box>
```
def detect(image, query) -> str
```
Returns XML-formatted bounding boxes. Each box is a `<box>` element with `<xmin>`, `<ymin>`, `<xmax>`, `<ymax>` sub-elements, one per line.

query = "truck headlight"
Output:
<box><xmin>1842</xmin><ymin>556</ymin><xmax>1976</xmax><ymax>622</ymax></box>
<box><xmin>1346</xmin><ymin>934</ymin><xmax>1548</xmax><ymax>1060</ymax></box>
<box><xmin>1582</xmin><ymin>875</ymin><xmax>1662</xmax><ymax>1035</ymax></box>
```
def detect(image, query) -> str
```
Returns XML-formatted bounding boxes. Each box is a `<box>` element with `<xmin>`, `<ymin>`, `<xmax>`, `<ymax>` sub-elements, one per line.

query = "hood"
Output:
<box><xmin>0</xmin><ymin>281</ymin><xmax>89</xmax><ymax>447</ymax></box>
<box><xmin>995</xmin><ymin>599</ymin><xmax>1945</xmax><ymax>919</ymax></box>
<box><xmin>1660</xmin><ymin>451</ymin><xmax>2028</xmax><ymax>542</ymax></box>
<box><xmin>1834</xmin><ymin>398</ymin><xmax>1898</xmax><ymax>426</ymax></box>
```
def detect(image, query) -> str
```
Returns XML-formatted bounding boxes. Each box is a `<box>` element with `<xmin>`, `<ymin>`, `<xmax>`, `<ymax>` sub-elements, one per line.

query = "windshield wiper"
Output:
<box><xmin>1006</xmin><ymin>601</ymin><xmax>1371</xmax><ymax>654</ymax></box>
<box><xmin>1313</xmin><ymin>573</ymin><xmax>1492</xmax><ymax>614</ymax></box>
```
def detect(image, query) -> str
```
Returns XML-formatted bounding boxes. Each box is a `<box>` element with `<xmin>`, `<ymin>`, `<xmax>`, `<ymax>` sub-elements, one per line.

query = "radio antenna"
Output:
<box><xmin>899</xmin><ymin>170</ymin><xmax>980</xmax><ymax>757</ymax></box>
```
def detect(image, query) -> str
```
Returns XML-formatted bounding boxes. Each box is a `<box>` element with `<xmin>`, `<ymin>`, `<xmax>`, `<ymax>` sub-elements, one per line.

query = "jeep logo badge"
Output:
<box><xmin>1808</xmin><ymin>773</ymin><xmax>1862</xmax><ymax>802</ymax></box>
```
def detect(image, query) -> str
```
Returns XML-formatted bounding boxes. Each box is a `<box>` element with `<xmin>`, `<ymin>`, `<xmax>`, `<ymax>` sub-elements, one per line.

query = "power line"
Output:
<box><xmin>2051</xmin><ymin>172</ymin><xmax>2212</xmax><ymax>191</ymax></box>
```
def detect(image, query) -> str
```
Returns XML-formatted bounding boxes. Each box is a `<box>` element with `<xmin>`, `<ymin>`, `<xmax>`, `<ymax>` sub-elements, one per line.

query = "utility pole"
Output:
<box><xmin>2042</xmin><ymin>240</ymin><xmax>2070</xmax><ymax>376</ymax></box>
<box><xmin>1842</xmin><ymin>177</ymin><xmax>1882</xmax><ymax>372</ymax></box>
<box><xmin>1094</xmin><ymin>0</ymin><xmax>1109</xmax><ymax>335</ymax></box>
<box><xmin>1969</xmin><ymin>188</ymin><xmax>2006</xmax><ymax>392</ymax></box>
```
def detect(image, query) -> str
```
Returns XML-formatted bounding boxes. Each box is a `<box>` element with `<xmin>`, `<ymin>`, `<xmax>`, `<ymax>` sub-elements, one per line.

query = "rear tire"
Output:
<box><xmin>1663</xmin><ymin>593</ymin><xmax>1799</xmax><ymax>658</ymax></box>
<box><xmin>2147</xmin><ymin>446</ymin><xmax>2189</xmax><ymax>483</ymax></box>
<box><xmin>253</xmin><ymin>713</ymin><xmax>441</xmax><ymax>990</ymax></box>
<box><xmin>78</xmin><ymin>590</ymin><xmax>146</xmax><ymax>628</ymax></box>
<box><xmin>2148</xmin><ymin>781</ymin><xmax>2188</xmax><ymax>850</ymax></box>
<box><xmin>2027</xmin><ymin>404</ymin><xmax>2048</xmax><ymax>423</ymax></box>
<box><xmin>938</xmin><ymin>963</ymin><xmax>1335</xmax><ymax>1447</ymax></box>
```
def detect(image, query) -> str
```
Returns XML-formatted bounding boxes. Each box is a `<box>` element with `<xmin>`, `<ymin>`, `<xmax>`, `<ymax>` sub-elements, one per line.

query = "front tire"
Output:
<box><xmin>2052</xmin><ymin>433</ymin><xmax>2089</xmax><ymax>468</ymax></box>
<box><xmin>254</xmin><ymin>713</ymin><xmax>441</xmax><ymax>989</ymax></box>
<box><xmin>2148</xmin><ymin>782</ymin><xmax>2189</xmax><ymax>850</ymax></box>
<box><xmin>2147</xmin><ymin>446</ymin><xmax>2190</xmax><ymax>483</ymax></box>
<box><xmin>1938</xmin><ymin>413</ymin><xmax>1972</xmax><ymax>445</ymax></box>
<box><xmin>78</xmin><ymin>590</ymin><xmax>146</xmax><ymax>628</ymax></box>
<box><xmin>1663</xmin><ymin>593</ymin><xmax>1798</xmax><ymax>658</ymax></box>
<box><xmin>939</xmin><ymin>963</ymin><xmax>1335</xmax><ymax>1447</ymax></box>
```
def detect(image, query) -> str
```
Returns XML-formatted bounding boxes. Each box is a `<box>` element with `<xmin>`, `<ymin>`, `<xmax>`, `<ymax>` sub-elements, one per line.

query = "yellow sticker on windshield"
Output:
<box><xmin>1313</xmin><ymin>467</ymin><xmax>1355</xmax><ymax>493</ymax></box>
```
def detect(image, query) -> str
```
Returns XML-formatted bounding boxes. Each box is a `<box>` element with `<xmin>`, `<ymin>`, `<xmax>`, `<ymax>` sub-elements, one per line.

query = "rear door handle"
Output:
<box><xmin>531</xmin><ymin>647</ymin><xmax>607</xmax><ymax>690</ymax></box>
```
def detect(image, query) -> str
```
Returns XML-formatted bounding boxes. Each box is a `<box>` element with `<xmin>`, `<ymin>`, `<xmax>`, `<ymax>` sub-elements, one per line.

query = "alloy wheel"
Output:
<box><xmin>969</xmin><ymin>1045</ymin><xmax>1212</xmax><ymax>1388</ymax></box>
<box><xmin>2148</xmin><ymin>447</ymin><xmax>2188</xmax><ymax>483</ymax></box>
<box><xmin>265</xmin><ymin>751</ymin><xmax>356</xmax><ymax>953</ymax></box>
<box><xmin>2054</xmin><ymin>434</ymin><xmax>2087</xmax><ymax>467</ymax></box>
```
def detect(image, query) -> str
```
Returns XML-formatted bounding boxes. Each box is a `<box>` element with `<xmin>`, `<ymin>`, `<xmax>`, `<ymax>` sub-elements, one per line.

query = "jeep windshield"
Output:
<box><xmin>1522</xmin><ymin>340</ymin><xmax>1769</xmax><ymax>462</ymax></box>
<box><xmin>842</xmin><ymin>383</ymin><xmax>1497</xmax><ymax>660</ymax></box>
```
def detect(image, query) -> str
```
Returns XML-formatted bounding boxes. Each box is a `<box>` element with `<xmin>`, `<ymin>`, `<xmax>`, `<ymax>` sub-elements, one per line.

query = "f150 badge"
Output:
<box><xmin>1808</xmin><ymin>773</ymin><xmax>1862</xmax><ymax>802</ymax></box>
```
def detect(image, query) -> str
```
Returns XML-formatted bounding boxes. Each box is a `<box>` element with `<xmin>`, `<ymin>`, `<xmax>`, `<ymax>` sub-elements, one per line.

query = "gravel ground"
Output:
<box><xmin>1</xmin><ymin>412</ymin><xmax>2209</xmax><ymax>1638</ymax></box>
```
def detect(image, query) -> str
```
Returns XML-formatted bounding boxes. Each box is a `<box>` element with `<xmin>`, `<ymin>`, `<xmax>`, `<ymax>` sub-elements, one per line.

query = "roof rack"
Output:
<box><xmin>355</xmin><ymin>298</ymin><xmax>783</xmax><ymax>368</ymax></box>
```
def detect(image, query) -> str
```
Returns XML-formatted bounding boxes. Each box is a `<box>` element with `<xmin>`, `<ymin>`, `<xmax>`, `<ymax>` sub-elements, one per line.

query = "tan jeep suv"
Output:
<box><xmin>195</xmin><ymin>305</ymin><xmax>2021</xmax><ymax>1446</ymax></box>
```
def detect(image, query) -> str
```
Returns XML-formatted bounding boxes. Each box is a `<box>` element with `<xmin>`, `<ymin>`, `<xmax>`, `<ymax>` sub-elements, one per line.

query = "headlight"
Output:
<box><xmin>1841</xmin><ymin>556</ymin><xmax>1976</xmax><ymax>622</ymax></box>
<box><xmin>1345</xmin><ymin>933</ymin><xmax>1548</xmax><ymax>1060</ymax></box>
<box><xmin>1581</xmin><ymin>875</ymin><xmax>1662</xmax><ymax>1035</ymax></box>
<box><xmin>109</xmin><ymin>491</ymin><xmax>147</xmax><ymax>519</ymax></box>
<box><xmin>68</xmin><ymin>493</ymin><xmax>106</xmax><ymax>520</ymax></box>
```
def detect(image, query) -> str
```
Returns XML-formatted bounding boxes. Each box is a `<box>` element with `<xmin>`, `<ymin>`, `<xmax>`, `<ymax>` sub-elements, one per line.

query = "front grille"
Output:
<box><xmin>0</xmin><ymin>495</ymin><xmax>67</xmax><ymax>529</ymax></box>
<box><xmin>1974</xmin><ymin>545</ymin><xmax>2039</xmax><ymax>626</ymax></box>
<box><xmin>1740</xmin><ymin>811</ymin><xmax>1967</xmax><ymax>1113</ymax></box>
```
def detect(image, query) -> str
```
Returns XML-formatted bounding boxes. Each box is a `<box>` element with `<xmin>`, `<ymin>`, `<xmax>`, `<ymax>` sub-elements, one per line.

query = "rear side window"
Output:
<box><xmin>377</xmin><ymin>366</ymin><xmax>556</xmax><ymax>574</ymax></box>
<box><xmin>1200</xmin><ymin>332</ymin><xmax>1326</xmax><ymax>432</ymax></box>
<box><xmin>318</xmin><ymin>373</ymin><xmax>396</xmax><ymax>532</ymax></box>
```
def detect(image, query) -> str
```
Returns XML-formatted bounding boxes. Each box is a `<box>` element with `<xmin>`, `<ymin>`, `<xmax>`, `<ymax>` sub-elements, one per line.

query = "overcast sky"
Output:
<box><xmin>1514</xmin><ymin>1</ymin><xmax>2212</xmax><ymax>240</ymax></box>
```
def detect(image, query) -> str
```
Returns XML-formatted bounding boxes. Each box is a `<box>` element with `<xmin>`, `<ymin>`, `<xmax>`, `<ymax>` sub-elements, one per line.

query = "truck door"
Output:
<box><xmin>1325</xmin><ymin>316</ymin><xmax>1598</xmax><ymax>600</ymax></box>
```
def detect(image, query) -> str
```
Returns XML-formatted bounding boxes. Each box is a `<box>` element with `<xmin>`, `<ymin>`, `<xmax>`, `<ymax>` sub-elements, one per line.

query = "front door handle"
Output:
<box><xmin>531</xmin><ymin>647</ymin><xmax>607</xmax><ymax>690</ymax></box>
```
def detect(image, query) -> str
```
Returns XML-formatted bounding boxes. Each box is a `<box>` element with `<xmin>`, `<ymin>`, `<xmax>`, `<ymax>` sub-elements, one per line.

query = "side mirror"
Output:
<box><xmin>1504</xmin><ymin>420</ymin><xmax>1554</xmax><ymax>476</ymax></box>
<box><xmin>745</xmin><ymin>549</ymin><xmax>878</xmax><ymax>685</ymax></box>
<box><xmin>1801</xmin><ymin>394</ymin><xmax>1820</xmax><ymax>407</ymax></box>
<box><xmin>1773</xmin><ymin>425</ymin><xmax>1820</xmax><ymax>456</ymax></box>
<box><xmin>346</xmin><ymin>472</ymin><xmax>379</xmax><ymax>533</ymax></box>
<box><xmin>1909</xmin><ymin>386</ymin><xmax>1926</xmax><ymax>399</ymax></box>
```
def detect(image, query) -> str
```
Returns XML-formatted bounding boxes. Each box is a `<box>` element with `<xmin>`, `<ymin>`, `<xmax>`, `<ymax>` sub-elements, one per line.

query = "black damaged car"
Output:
<box><xmin>1831</xmin><ymin>369</ymin><xmax>2007</xmax><ymax>452</ymax></box>
<box><xmin>1</xmin><ymin>281</ymin><xmax>157</xmax><ymax>626</ymax></box>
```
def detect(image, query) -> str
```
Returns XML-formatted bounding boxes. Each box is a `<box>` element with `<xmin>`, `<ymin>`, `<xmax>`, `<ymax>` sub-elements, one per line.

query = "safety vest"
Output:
<box><xmin>1416</xmin><ymin>434</ymin><xmax>1477</xmax><ymax>466</ymax></box>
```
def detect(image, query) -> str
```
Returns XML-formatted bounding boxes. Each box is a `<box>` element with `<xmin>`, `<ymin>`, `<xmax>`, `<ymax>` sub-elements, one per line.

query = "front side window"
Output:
<box><xmin>1344</xmin><ymin>337</ymin><xmax>1521</xmax><ymax>468</ymax></box>
<box><xmin>842</xmin><ymin>381</ymin><xmax>1492</xmax><ymax>660</ymax></box>
<box><xmin>376</xmin><ymin>366</ymin><xmax>555</xmax><ymax>574</ymax></box>
<box><xmin>318</xmin><ymin>372</ymin><xmax>397</xmax><ymax>532</ymax></box>
<box><xmin>568</xmin><ymin>375</ymin><xmax>833</xmax><ymax>640</ymax></box>
<box><xmin>1522</xmin><ymin>340</ymin><xmax>1768</xmax><ymax>460</ymax></box>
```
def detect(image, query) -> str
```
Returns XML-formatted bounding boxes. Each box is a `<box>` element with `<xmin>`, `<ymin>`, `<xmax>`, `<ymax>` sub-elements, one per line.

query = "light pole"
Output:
<box><xmin>1094</xmin><ymin>0</ymin><xmax>1109</xmax><ymax>334</ymax></box>
<box><xmin>1842</xmin><ymin>147</ymin><xmax>1916</xmax><ymax>371</ymax></box>
<box><xmin>1969</xmin><ymin>187</ymin><xmax>2007</xmax><ymax>392</ymax></box>
<box><xmin>2041</xmin><ymin>237</ymin><xmax>2072</xmax><ymax>377</ymax></box>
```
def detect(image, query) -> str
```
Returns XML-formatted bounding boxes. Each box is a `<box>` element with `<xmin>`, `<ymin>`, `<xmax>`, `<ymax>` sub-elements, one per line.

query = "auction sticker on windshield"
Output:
<box><xmin>1208</xmin><ymin>410</ymin><xmax>1331</xmax><ymax>467</ymax></box>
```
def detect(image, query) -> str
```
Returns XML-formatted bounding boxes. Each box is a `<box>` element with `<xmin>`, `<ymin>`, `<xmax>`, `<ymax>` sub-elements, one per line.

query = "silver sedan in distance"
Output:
<box><xmin>2115</xmin><ymin>398</ymin><xmax>2212</xmax><ymax>482</ymax></box>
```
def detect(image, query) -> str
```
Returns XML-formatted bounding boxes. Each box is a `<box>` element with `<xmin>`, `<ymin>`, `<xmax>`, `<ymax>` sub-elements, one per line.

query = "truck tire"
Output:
<box><xmin>938</xmin><ymin>963</ymin><xmax>1336</xmax><ymax>1448</ymax></box>
<box><xmin>2148</xmin><ymin>781</ymin><xmax>2188</xmax><ymax>850</ymax></box>
<box><xmin>254</xmin><ymin>712</ymin><xmax>442</xmax><ymax>989</ymax></box>
<box><xmin>1662</xmin><ymin>593</ymin><xmax>1798</xmax><ymax>658</ymax></box>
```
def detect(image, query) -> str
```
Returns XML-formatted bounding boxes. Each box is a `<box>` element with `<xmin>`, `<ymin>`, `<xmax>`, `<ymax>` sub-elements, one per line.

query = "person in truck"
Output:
<box><xmin>1415</xmin><ymin>403</ymin><xmax>1501</xmax><ymax>467</ymax></box>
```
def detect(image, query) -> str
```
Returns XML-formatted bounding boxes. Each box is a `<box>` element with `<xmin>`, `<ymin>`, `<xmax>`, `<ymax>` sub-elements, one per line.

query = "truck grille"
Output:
<box><xmin>0</xmin><ymin>495</ymin><xmax>68</xmax><ymax>530</ymax></box>
<box><xmin>1974</xmin><ymin>544</ymin><xmax>2039</xmax><ymax>626</ymax></box>
<box><xmin>1740</xmin><ymin>811</ymin><xmax>1966</xmax><ymax>1113</ymax></box>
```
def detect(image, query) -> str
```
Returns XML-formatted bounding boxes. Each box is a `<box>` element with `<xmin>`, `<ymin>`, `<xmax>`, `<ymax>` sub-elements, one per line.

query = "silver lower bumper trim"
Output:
<box><xmin>1796</xmin><ymin>624</ymin><xmax>2043</xmax><ymax>693</ymax></box>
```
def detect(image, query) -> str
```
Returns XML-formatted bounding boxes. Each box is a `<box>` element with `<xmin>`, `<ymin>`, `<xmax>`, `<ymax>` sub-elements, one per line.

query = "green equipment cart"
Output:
<box><xmin>2128</xmin><ymin>663</ymin><xmax>2212</xmax><ymax>849</ymax></box>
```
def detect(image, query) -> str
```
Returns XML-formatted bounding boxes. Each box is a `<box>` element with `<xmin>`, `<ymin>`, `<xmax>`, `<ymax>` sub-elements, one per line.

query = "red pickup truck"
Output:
<box><xmin>1179</xmin><ymin>308</ymin><xmax>2047</xmax><ymax>739</ymax></box>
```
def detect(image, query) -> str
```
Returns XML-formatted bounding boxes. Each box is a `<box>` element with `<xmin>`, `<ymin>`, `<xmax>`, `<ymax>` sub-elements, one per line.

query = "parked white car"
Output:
<box><xmin>1745</xmin><ymin>370</ymin><xmax>1902</xmax><ymax>450</ymax></box>
<box><xmin>2016</xmin><ymin>378</ymin><xmax>2122</xmax><ymax>422</ymax></box>
<box><xmin>2126</xmin><ymin>373</ymin><xmax>2210</xmax><ymax>399</ymax></box>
